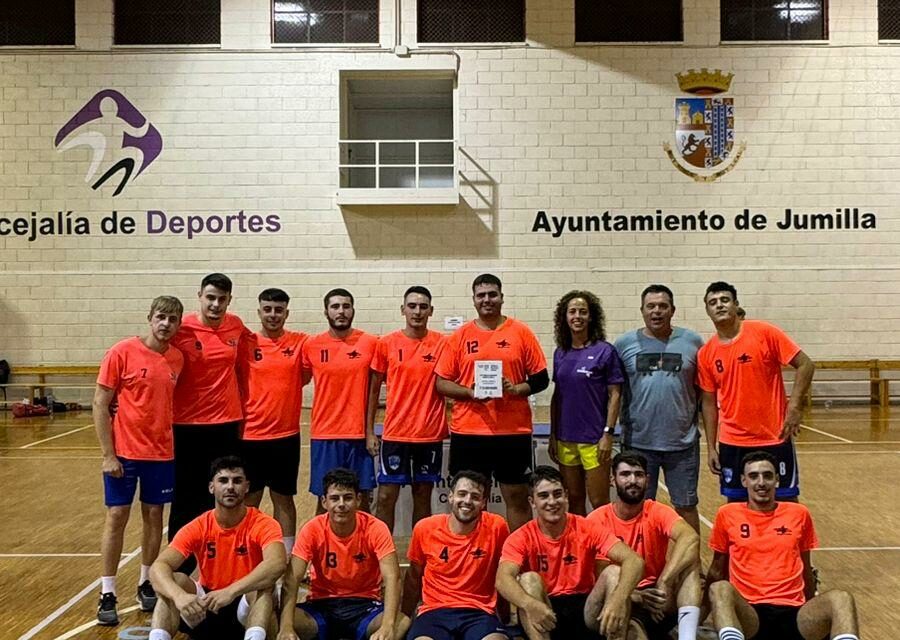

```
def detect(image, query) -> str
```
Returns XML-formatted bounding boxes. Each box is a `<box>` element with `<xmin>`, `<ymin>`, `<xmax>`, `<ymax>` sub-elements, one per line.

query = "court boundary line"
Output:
<box><xmin>0</xmin><ymin>553</ymin><xmax>129</xmax><ymax>558</ymax></box>
<box><xmin>19</xmin><ymin>425</ymin><xmax>92</xmax><ymax>449</ymax></box>
<box><xmin>798</xmin><ymin>423</ymin><xmax>852</xmax><ymax>443</ymax></box>
<box><xmin>53</xmin><ymin>604</ymin><xmax>140</xmax><ymax>640</ymax></box>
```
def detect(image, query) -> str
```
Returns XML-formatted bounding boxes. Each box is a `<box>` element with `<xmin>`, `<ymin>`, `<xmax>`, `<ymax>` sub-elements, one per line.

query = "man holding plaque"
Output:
<box><xmin>435</xmin><ymin>274</ymin><xmax>549</xmax><ymax>531</ymax></box>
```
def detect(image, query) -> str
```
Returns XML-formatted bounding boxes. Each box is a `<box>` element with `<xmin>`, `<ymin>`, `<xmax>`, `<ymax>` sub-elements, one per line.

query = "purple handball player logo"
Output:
<box><xmin>55</xmin><ymin>89</ymin><xmax>162</xmax><ymax>197</ymax></box>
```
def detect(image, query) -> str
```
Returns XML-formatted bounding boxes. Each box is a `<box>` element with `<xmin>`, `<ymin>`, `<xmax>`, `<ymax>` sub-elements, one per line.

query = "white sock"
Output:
<box><xmin>244</xmin><ymin>625</ymin><xmax>266</xmax><ymax>640</ymax></box>
<box><xmin>719</xmin><ymin>627</ymin><xmax>744</xmax><ymax>640</ymax></box>
<box><xmin>678</xmin><ymin>605</ymin><xmax>700</xmax><ymax>639</ymax></box>
<box><xmin>139</xmin><ymin>564</ymin><xmax>151</xmax><ymax>584</ymax></box>
<box><xmin>100</xmin><ymin>576</ymin><xmax>117</xmax><ymax>595</ymax></box>
<box><xmin>833</xmin><ymin>635</ymin><xmax>859</xmax><ymax>640</ymax></box>
<box><xmin>283</xmin><ymin>536</ymin><xmax>295</xmax><ymax>555</ymax></box>
<box><xmin>148</xmin><ymin>631</ymin><xmax>172</xmax><ymax>640</ymax></box>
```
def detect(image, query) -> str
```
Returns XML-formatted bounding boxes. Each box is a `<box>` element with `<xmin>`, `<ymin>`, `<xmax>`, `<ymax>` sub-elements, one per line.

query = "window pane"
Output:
<box><xmin>380</xmin><ymin>143</ymin><xmax>416</xmax><ymax>165</ymax></box>
<box><xmin>340</xmin><ymin>167</ymin><xmax>376</xmax><ymax>188</ymax></box>
<box><xmin>576</xmin><ymin>0</ymin><xmax>683</xmax><ymax>42</ymax></box>
<box><xmin>419</xmin><ymin>142</ymin><xmax>454</xmax><ymax>165</ymax></box>
<box><xmin>115</xmin><ymin>0</ymin><xmax>221</xmax><ymax>45</ymax></box>
<box><xmin>419</xmin><ymin>166</ymin><xmax>454</xmax><ymax>188</ymax></box>
<box><xmin>273</xmin><ymin>0</ymin><xmax>378</xmax><ymax>43</ymax></box>
<box><xmin>880</xmin><ymin>2</ymin><xmax>900</xmax><ymax>39</ymax></box>
<box><xmin>380</xmin><ymin>167</ymin><xmax>416</xmax><ymax>188</ymax></box>
<box><xmin>309</xmin><ymin>12</ymin><xmax>344</xmax><ymax>43</ymax></box>
<box><xmin>720</xmin><ymin>0</ymin><xmax>826</xmax><ymax>40</ymax></box>
<box><xmin>274</xmin><ymin>13</ymin><xmax>309</xmax><ymax>42</ymax></box>
<box><xmin>340</xmin><ymin>142</ymin><xmax>376</xmax><ymax>165</ymax></box>
<box><xmin>418</xmin><ymin>0</ymin><xmax>524</xmax><ymax>43</ymax></box>
<box><xmin>0</xmin><ymin>0</ymin><xmax>75</xmax><ymax>46</ymax></box>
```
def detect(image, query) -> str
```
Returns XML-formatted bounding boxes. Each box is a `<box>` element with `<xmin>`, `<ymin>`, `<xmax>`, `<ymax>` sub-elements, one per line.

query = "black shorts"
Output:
<box><xmin>179</xmin><ymin>597</ymin><xmax>243</xmax><ymax>640</ymax></box>
<box><xmin>449</xmin><ymin>434</ymin><xmax>533</xmax><ymax>485</ymax></box>
<box><xmin>298</xmin><ymin>597</ymin><xmax>383</xmax><ymax>640</ymax></box>
<box><xmin>408</xmin><ymin>608</ymin><xmax>507</xmax><ymax>640</ymax></box>
<box><xmin>630</xmin><ymin>600</ymin><xmax>677</xmax><ymax>640</ymax></box>
<box><xmin>378</xmin><ymin>439</ymin><xmax>443</xmax><ymax>484</ymax></box>
<box><xmin>719</xmin><ymin>439</ymin><xmax>799</xmax><ymax>500</ymax></box>
<box><xmin>241</xmin><ymin>433</ymin><xmax>300</xmax><ymax>496</ymax></box>
<box><xmin>750</xmin><ymin>603</ymin><xmax>805</xmax><ymax>640</ymax></box>
<box><xmin>547</xmin><ymin>594</ymin><xmax>597</xmax><ymax>640</ymax></box>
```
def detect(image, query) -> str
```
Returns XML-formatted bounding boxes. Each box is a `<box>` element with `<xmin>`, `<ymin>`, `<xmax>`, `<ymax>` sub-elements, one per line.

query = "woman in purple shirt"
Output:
<box><xmin>549</xmin><ymin>290</ymin><xmax>624</xmax><ymax>514</ymax></box>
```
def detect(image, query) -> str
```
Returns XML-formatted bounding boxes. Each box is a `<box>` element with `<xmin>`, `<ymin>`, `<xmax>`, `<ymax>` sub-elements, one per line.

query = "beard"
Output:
<box><xmin>616</xmin><ymin>484</ymin><xmax>645</xmax><ymax>505</ymax></box>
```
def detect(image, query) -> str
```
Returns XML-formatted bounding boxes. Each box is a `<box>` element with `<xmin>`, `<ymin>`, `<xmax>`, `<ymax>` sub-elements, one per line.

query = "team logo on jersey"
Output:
<box><xmin>775</xmin><ymin>526</ymin><xmax>792</xmax><ymax>536</ymax></box>
<box><xmin>55</xmin><ymin>89</ymin><xmax>163</xmax><ymax>196</ymax></box>
<box><xmin>347</xmin><ymin>350</ymin><xmax>361</xmax><ymax>359</ymax></box>
<box><xmin>388</xmin><ymin>455</ymin><xmax>402</xmax><ymax>470</ymax></box>
<box><xmin>495</xmin><ymin>340</ymin><xmax>511</xmax><ymax>349</ymax></box>
<box><xmin>563</xmin><ymin>554</ymin><xmax>577</xmax><ymax>565</ymax></box>
<box><xmin>282</xmin><ymin>347</ymin><xmax>295</xmax><ymax>357</ymax></box>
<box><xmin>422</xmin><ymin>353</ymin><xmax>436</xmax><ymax>362</ymax></box>
<box><xmin>352</xmin><ymin>552</ymin><xmax>367</xmax><ymax>563</ymax></box>
<box><xmin>737</xmin><ymin>353</ymin><xmax>752</xmax><ymax>364</ymax></box>
<box><xmin>194</xmin><ymin>341</ymin><xmax>203</xmax><ymax>351</ymax></box>
<box><xmin>663</xmin><ymin>69</ymin><xmax>745</xmax><ymax>183</ymax></box>
<box><xmin>636</xmin><ymin>352</ymin><xmax>684</xmax><ymax>374</ymax></box>
<box><xmin>170</xmin><ymin>372</ymin><xmax>178</xmax><ymax>382</ymax></box>
<box><xmin>471</xmin><ymin>548</ymin><xmax>487</xmax><ymax>558</ymax></box>
<box><xmin>235</xmin><ymin>544</ymin><xmax>248</xmax><ymax>556</ymax></box>
<box><xmin>722</xmin><ymin>467</ymin><xmax>733</xmax><ymax>484</ymax></box>
<box><xmin>228</xmin><ymin>339</ymin><xmax>238</xmax><ymax>347</ymax></box>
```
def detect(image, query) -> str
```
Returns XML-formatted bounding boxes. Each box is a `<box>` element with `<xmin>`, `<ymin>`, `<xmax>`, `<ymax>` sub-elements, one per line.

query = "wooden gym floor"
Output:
<box><xmin>2</xmin><ymin>406</ymin><xmax>898</xmax><ymax>639</ymax></box>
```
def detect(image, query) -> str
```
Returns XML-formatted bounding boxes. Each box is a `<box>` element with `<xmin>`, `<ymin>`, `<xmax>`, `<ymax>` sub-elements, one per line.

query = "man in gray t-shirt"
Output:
<box><xmin>614</xmin><ymin>284</ymin><xmax>704</xmax><ymax>532</ymax></box>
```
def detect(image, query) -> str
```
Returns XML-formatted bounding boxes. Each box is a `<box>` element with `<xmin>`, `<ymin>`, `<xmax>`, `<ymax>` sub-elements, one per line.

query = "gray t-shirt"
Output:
<box><xmin>614</xmin><ymin>327</ymin><xmax>704</xmax><ymax>451</ymax></box>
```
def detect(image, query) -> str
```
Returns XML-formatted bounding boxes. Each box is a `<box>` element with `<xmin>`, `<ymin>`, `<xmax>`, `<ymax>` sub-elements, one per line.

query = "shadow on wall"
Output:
<box><xmin>340</xmin><ymin>146</ymin><xmax>498</xmax><ymax>259</ymax></box>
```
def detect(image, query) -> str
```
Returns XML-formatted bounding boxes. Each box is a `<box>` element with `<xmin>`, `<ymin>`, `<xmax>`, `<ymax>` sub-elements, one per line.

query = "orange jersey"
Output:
<box><xmin>697</xmin><ymin>320</ymin><xmax>801</xmax><ymax>446</ymax></box>
<box><xmin>589</xmin><ymin>500</ymin><xmax>681</xmax><ymax>588</ymax></box>
<box><xmin>293</xmin><ymin>511</ymin><xmax>395</xmax><ymax>601</ymax></box>
<box><xmin>371</xmin><ymin>330</ymin><xmax>448</xmax><ymax>442</ymax></box>
<box><xmin>301</xmin><ymin>330</ymin><xmax>378</xmax><ymax>439</ymax></box>
<box><xmin>407</xmin><ymin>512</ymin><xmax>509</xmax><ymax>614</ymax></box>
<box><xmin>709</xmin><ymin>502</ymin><xmax>818</xmax><ymax>606</ymax></box>
<box><xmin>171</xmin><ymin>313</ymin><xmax>248</xmax><ymax>425</ymax></box>
<box><xmin>97</xmin><ymin>337</ymin><xmax>184</xmax><ymax>461</ymax></box>
<box><xmin>500</xmin><ymin>513</ymin><xmax>617</xmax><ymax>596</ymax></box>
<box><xmin>241</xmin><ymin>331</ymin><xmax>308</xmax><ymax>440</ymax></box>
<box><xmin>169</xmin><ymin>507</ymin><xmax>283</xmax><ymax>591</ymax></box>
<box><xmin>434</xmin><ymin>319</ymin><xmax>547</xmax><ymax>436</ymax></box>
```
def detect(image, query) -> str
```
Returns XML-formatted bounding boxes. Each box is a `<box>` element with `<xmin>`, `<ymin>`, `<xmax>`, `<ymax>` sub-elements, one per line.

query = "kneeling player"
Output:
<box><xmin>496</xmin><ymin>466</ymin><xmax>644</xmax><ymax>640</ymax></box>
<box><xmin>707</xmin><ymin>451</ymin><xmax>859</xmax><ymax>640</ymax></box>
<box><xmin>588</xmin><ymin>452</ymin><xmax>702</xmax><ymax>640</ymax></box>
<box><xmin>149</xmin><ymin>456</ymin><xmax>285</xmax><ymax>640</ymax></box>
<box><xmin>278</xmin><ymin>468</ymin><xmax>408</xmax><ymax>640</ymax></box>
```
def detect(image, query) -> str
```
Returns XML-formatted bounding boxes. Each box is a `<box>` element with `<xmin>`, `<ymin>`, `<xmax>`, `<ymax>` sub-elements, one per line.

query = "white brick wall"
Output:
<box><xmin>1</xmin><ymin>0</ymin><xmax>899</xmax><ymax>376</ymax></box>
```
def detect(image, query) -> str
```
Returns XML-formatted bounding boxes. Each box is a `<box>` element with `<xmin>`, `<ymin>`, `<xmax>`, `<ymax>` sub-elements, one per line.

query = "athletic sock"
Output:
<box><xmin>832</xmin><ymin>635</ymin><xmax>859</xmax><ymax>640</ymax></box>
<box><xmin>719</xmin><ymin>628</ymin><xmax>745</xmax><ymax>640</ymax></box>
<box><xmin>677</xmin><ymin>605</ymin><xmax>700</xmax><ymax>639</ymax></box>
<box><xmin>148</xmin><ymin>631</ymin><xmax>172</xmax><ymax>640</ymax></box>
<box><xmin>139</xmin><ymin>564</ymin><xmax>151</xmax><ymax>584</ymax></box>
<box><xmin>100</xmin><ymin>576</ymin><xmax>117</xmax><ymax>595</ymax></box>
<box><xmin>283</xmin><ymin>536</ymin><xmax>295</xmax><ymax>554</ymax></box>
<box><xmin>244</xmin><ymin>625</ymin><xmax>266</xmax><ymax>640</ymax></box>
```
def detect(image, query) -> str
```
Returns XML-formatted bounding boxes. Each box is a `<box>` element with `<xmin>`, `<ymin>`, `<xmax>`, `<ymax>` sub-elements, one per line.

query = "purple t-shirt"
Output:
<box><xmin>552</xmin><ymin>341</ymin><xmax>625</xmax><ymax>443</ymax></box>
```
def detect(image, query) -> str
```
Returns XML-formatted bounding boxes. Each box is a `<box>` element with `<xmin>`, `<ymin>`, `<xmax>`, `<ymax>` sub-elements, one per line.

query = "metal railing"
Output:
<box><xmin>338</xmin><ymin>139</ymin><xmax>456</xmax><ymax>190</ymax></box>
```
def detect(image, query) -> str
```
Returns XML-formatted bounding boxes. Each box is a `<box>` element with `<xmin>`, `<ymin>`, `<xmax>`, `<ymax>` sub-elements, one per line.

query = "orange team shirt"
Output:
<box><xmin>697</xmin><ymin>320</ymin><xmax>801</xmax><ymax>446</ymax></box>
<box><xmin>500</xmin><ymin>513</ymin><xmax>618</xmax><ymax>596</ymax></box>
<box><xmin>171</xmin><ymin>313</ymin><xmax>248</xmax><ymax>425</ymax></box>
<box><xmin>170</xmin><ymin>507</ymin><xmax>283</xmax><ymax>591</ymax></box>
<box><xmin>241</xmin><ymin>331</ymin><xmax>308</xmax><ymax>440</ymax></box>
<box><xmin>434</xmin><ymin>318</ymin><xmax>547</xmax><ymax>436</ymax></box>
<box><xmin>709</xmin><ymin>502</ymin><xmax>818</xmax><ymax>607</ymax></box>
<box><xmin>589</xmin><ymin>500</ymin><xmax>681</xmax><ymax>589</ymax></box>
<box><xmin>293</xmin><ymin>511</ymin><xmax>395</xmax><ymax>601</ymax></box>
<box><xmin>97</xmin><ymin>337</ymin><xmax>184</xmax><ymax>461</ymax></box>
<box><xmin>407</xmin><ymin>512</ymin><xmax>510</xmax><ymax>614</ymax></box>
<box><xmin>371</xmin><ymin>330</ymin><xmax>448</xmax><ymax>442</ymax></box>
<box><xmin>301</xmin><ymin>329</ymin><xmax>378</xmax><ymax>439</ymax></box>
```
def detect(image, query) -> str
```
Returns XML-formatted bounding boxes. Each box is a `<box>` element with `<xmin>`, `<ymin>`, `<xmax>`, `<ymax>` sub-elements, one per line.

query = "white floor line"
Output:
<box><xmin>796</xmin><ymin>450</ymin><xmax>900</xmax><ymax>455</ymax></box>
<box><xmin>817</xmin><ymin>546</ymin><xmax>900</xmax><ymax>552</ymax></box>
<box><xmin>52</xmin><ymin>605</ymin><xmax>141</xmax><ymax>640</ymax></box>
<box><xmin>1</xmin><ymin>456</ymin><xmax>101</xmax><ymax>460</ymax></box>
<box><xmin>18</xmin><ymin>529</ymin><xmax>162</xmax><ymax>640</ymax></box>
<box><xmin>798</xmin><ymin>423</ymin><xmax>853</xmax><ymax>443</ymax></box>
<box><xmin>657</xmin><ymin>480</ymin><xmax>714</xmax><ymax>530</ymax></box>
<box><xmin>0</xmin><ymin>553</ymin><xmax>131</xmax><ymax>558</ymax></box>
<box><xmin>19</xmin><ymin>425</ymin><xmax>92</xmax><ymax>449</ymax></box>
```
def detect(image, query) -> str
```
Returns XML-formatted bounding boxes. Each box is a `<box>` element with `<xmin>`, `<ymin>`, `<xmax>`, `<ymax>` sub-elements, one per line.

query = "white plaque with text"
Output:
<box><xmin>474</xmin><ymin>360</ymin><xmax>503</xmax><ymax>399</ymax></box>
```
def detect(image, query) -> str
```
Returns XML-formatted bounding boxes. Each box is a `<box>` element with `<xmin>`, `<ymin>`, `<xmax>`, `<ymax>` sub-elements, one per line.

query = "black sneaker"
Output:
<box><xmin>136</xmin><ymin>580</ymin><xmax>157</xmax><ymax>611</ymax></box>
<box><xmin>97</xmin><ymin>592</ymin><xmax>119</xmax><ymax>626</ymax></box>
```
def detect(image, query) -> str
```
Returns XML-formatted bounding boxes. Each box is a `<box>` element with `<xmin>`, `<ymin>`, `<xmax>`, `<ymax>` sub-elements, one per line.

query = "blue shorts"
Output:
<box><xmin>408</xmin><ymin>608</ymin><xmax>507</xmax><ymax>640</ymax></box>
<box><xmin>630</xmin><ymin>440</ymin><xmax>700</xmax><ymax>508</ymax></box>
<box><xmin>309</xmin><ymin>439</ymin><xmax>376</xmax><ymax>496</ymax></box>
<box><xmin>719</xmin><ymin>439</ymin><xmax>799</xmax><ymax>500</ymax></box>
<box><xmin>103</xmin><ymin>458</ymin><xmax>174</xmax><ymax>507</ymax></box>
<box><xmin>378</xmin><ymin>440</ymin><xmax>443</xmax><ymax>485</ymax></box>
<box><xmin>298</xmin><ymin>597</ymin><xmax>383</xmax><ymax>640</ymax></box>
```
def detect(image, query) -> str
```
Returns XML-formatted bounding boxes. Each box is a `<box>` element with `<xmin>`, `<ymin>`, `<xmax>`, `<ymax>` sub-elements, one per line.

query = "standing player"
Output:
<box><xmin>706</xmin><ymin>451</ymin><xmax>859</xmax><ymax>640</ymax></box>
<box><xmin>496</xmin><ymin>466</ymin><xmax>644</xmax><ymax>640</ymax></box>
<box><xmin>589</xmin><ymin>452</ymin><xmax>702</xmax><ymax>640</ymax></box>
<box><xmin>302</xmin><ymin>288</ymin><xmax>378</xmax><ymax>511</ymax></box>
<box><xmin>698</xmin><ymin>281</ymin><xmax>815</xmax><ymax>501</ymax></box>
<box><xmin>402</xmin><ymin>470</ymin><xmax>510</xmax><ymax>640</ymax></box>
<box><xmin>169</xmin><ymin>273</ymin><xmax>249</xmax><ymax>546</ymax></box>
<box><xmin>367</xmin><ymin>285</ymin><xmax>448</xmax><ymax>533</ymax></box>
<box><xmin>614</xmin><ymin>284</ymin><xmax>704</xmax><ymax>532</ymax></box>
<box><xmin>241</xmin><ymin>288</ymin><xmax>307</xmax><ymax>554</ymax></box>
<box><xmin>278</xmin><ymin>468</ymin><xmax>408</xmax><ymax>640</ymax></box>
<box><xmin>149</xmin><ymin>456</ymin><xmax>286</xmax><ymax>640</ymax></box>
<box><xmin>435</xmin><ymin>274</ymin><xmax>549</xmax><ymax>530</ymax></box>
<box><xmin>94</xmin><ymin>296</ymin><xmax>185</xmax><ymax>625</ymax></box>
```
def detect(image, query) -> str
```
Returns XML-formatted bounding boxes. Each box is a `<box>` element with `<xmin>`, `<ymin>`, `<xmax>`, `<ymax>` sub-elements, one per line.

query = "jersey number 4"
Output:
<box><xmin>439</xmin><ymin>546</ymin><xmax>449</xmax><ymax>562</ymax></box>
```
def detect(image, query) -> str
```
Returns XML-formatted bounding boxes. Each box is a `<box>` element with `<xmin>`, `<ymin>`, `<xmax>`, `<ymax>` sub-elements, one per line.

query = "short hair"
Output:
<box><xmin>201</xmin><ymin>273</ymin><xmax>233</xmax><ymax>293</ymax></box>
<box><xmin>472</xmin><ymin>273</ymin><xmax>502</xmax><ymax>293</ymax></box>
<box><xmin>149</xmin><ymin>295</ymin><xmax>183</xmax><ymax>318</ymax></box>
<box><xmin>611</xmin><ymin>451</ymin><xmax>648</xmax><ymax>474</ymax></box>
<box><xmin>258</xmin><ymin>288</ymin><xmax>290</xmax><ymax>304</ymax></box>
<box><xmin>741</xmin><ymin>450</ymin><xmax>778</xmax><ymax>475</ymax></box>
<box><xmin>324</xmin><ymin>287</ymin><xmax>354</xmax><ymax>308</ymax></box>
<box><xmin>404</xmin><ymin>285</ymin><xmax>432</xmax><ymax>302</ymax></box>
<box><xmin>528</xmin><ymin>465</ymin><xmax>564</xmax><ymax>492</ymax></box>
<box><xmin>450</xmin><ymin>469</ymin><xmax>489</xmax><ymax>495</ymax></box>
<box><xmin>322</xmin><ymin>467</ymin><xmax>360</xmax><ymax>494</ymax></box>
<box><xmin>640</xmin><ymin>284</ymin><xmax>675</xmax><ymax>306</ymax></box>
<box><xmin>704</xmin><ymin>281</ymin><xmax>738</xmax><ymax>303</ymax></box>
<box><xmin>554</xmin><ymin>289</ymin><xmax>605</xmax><ymax>350</ymax></box>
<box><xmin>209</xmin><ymin>455</ymin><xmax>245</xmax><ymax>481</ymax></box>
